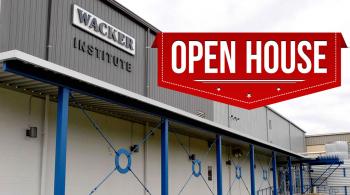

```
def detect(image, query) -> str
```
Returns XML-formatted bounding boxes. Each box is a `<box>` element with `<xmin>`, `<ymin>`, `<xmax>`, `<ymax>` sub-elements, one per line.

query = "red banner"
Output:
<box><xmin>152</xmin><ymin>33</ymin><xmax>347</xmax><ymax>109</ymax></box>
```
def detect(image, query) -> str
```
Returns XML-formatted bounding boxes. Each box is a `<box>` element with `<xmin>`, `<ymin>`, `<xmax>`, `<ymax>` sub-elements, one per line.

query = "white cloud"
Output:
<box><xmin>116</xmin><ymin>0</ymin><xmax>350</xmax><ymax>135</ymax></box>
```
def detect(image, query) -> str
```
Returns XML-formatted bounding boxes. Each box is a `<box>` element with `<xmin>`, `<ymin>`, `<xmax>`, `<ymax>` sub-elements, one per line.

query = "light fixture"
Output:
<box><xmin>26</xmin><ymin>126</ymin><xmax>38</xmax><ymax>138</ymax></box>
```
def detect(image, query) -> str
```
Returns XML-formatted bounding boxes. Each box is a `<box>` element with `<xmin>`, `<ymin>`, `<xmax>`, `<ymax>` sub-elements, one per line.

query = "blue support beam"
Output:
<box><xmin>216</xmin><ymin>135</ymin><xmax>223</xmax><ymax>195</ymax></box>
<box><xmin>300</xmin><ymin>163</ymin><xmax>304</xmax><ymax>194</ymax></box>
<box><xmin>161</xmin><ymin>117</ymin><xmax>169</xmax><ymax>195</ymax></box>
<box><xmin>288</xmin><ymin>157</ymin><xmax>293</xmax><ymax>195</ymax></box>
<box><xmin>54</xmin><ymin>87</ymin><xmax>70</xmax><ymax>195</ymax></box>
<box><xmin>250</xmin><ymin>144</ymin><xmax>256</xmax><ymax>195</ymax></box>
<box><xmin>272</xmin><ymin>151</ymin><xmax>278</xmax><ymax>195</ymax></box>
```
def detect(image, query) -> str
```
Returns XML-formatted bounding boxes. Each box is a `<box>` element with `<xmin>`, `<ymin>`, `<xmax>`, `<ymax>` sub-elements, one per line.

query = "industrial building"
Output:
<box><xmin>0</xmin><ymin>0</ymin><xmax>341</xmax><ymax>195</ymax></box>
<box><xmin>306</xmin><ymin>133</ymin><xmax>350</xmax><ymax>156</ymax></box>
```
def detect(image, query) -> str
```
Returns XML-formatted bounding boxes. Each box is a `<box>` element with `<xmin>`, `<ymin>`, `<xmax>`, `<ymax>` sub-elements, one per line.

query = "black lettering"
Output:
<box><xmin>125</xmin><ymin>37</ymin><xmax>134</xmax><ymax>51</ymax></box>
<box><xmin>120</xmin><ymin>59</ymin><xmax>125</xmax><ymax>69</ymax></box>
<box><xmin>73</xmin><ymin>37</ymin><xmax>77</xmax><ymax>48</ymax></box>
<box><xmin>95</xmin><ymin>47</ymin><xmax>100</xmax><ymax>59</ymax></box>
<box><xmin>99</xmin><ymin>23</ymin><xmax>107</xmax><ymax>36</ymax></box>
<box><xmin>89</xmin><ymin>18</ymin><xmax>99</xmax><ymax>32</ymax></box>
<box><xmin>87</xmin><ymin>45</ymin><xmax>94</xmax><ymax>55</ymax></box>
<box><xmin>78</xmin><ymin>40</ymin><xmax>86</xmax><ymax>52</ymax></box>
<box><xmin>113</xmin><ymin>56</ymin><xmax>119</xmax><ymax>67</ymax></box>
<box><xmin>101</xmin><ymin>50</ymin><xmax>105</xmax><ymax>61</ymax></box>
<box><xmin>126</xmin><ymin>62</ymin><xmax>132</xmax><ymax>72</ymax></box>
<box><xmin>108</xmin><ymin>27</ymin><xmax>118</xmax><ymax>42</ymax></box>
<box><xmin>105</xmin><ymin>52</ymin><xmax>111</xmax><ymax>63</ymax></box>
<box><xmin>77</xmin><ymin>9</ymin><xmax>91</xmax><ymax>26</ymax></box>
<box><xmin>118</xmin><ymin>32</ymin><xmax>125</xmax><ymax>45</ymax></box>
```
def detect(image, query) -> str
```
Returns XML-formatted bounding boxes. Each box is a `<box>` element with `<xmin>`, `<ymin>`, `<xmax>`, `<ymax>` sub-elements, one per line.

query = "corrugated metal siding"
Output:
<box><xmin>267</xmin><ymin>109</ymin><xmax>291</xmax><ymax>149</ymax></box>
<box><xmin>311</xmin><ymin>160</ymin><xmax>350</xmax><ymax>195</ymax></box>
<box><xmin>48</xmin><ymin>0</ymin><xmax>146</xmax><ymax>95</ymax></box>
<box><xmin>0</xmin><ymin>0</ymin><xmax>49</xmax><ymax>58</ymax></box>
<box><xmin>148</xmin><ymin>33</ymin><xmax>214</xmax><ymax>120</ymax></box>
<box><xmin>213</xmin><ymin>102</ymin><xmax>228</xmax><ymax>127</ymax></box>
<box><xmin>290</xmin><ymin>124</ymin><xmax>305</xmax><ymax>153</ymax></box>
<box><xmin>228</xmin><ymin>106</ymin><xmax>268</xmax><ymax>141</ymax></box>
<box><xmin>307</xmin><ymin>134</ymin><xmax>350</xmax><ymax>146</ymax></box>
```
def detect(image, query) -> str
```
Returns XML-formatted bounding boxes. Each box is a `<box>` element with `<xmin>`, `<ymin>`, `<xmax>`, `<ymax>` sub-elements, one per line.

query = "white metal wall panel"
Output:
<box><xmin>267</xmin><ymin>109</ymin><xmax>291</xmax><ymax>149</ymax></box>
<box><xmin>290</xmin><ymin>124</ymin><xmax>306</xmax><ymax>153</ymax></box>
<box><xmin>228</xmin><ymin>106</ymin><xmax>268</xmax><ymax>142</ymax></box>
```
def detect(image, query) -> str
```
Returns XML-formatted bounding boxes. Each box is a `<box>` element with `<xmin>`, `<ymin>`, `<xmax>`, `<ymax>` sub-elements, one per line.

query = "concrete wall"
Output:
<box><xmin>0</xmin><ymin>87</ymin><xmax>274</xmax><ymax>195</ymax></box>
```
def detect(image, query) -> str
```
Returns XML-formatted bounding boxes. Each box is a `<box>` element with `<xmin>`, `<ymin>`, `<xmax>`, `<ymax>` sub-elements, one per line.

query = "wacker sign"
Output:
<box><xmin>152</xmin><ymin>33</ymin><xmax>347</xmax><ymax>109</ymax></box>
<box><xmin>72</xmin><ymin>4</ymin><xmax>135</xmax><ymax>55</ymax></box>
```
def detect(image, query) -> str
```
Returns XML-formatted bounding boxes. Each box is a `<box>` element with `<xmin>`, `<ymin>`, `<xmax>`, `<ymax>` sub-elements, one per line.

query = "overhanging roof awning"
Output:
<box><xmin>0</xmin><ymin>50</ymin><xmax>307</xmax><ymax>159</ymax></box>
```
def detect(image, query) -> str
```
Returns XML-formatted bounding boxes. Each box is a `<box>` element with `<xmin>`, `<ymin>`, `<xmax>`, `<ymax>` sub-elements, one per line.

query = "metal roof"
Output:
<box><xmin>0</xmin><ymin>50</ymin><xmax>307</xmax><ymax>160</ymax></box>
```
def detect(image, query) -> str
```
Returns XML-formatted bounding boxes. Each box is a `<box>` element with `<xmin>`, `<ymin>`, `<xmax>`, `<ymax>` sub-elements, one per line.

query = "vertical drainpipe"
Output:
<box><xmin>250</xmin><ymin>144</ymin><xmax>256</xmax><ymax>195</ymax></box>
<box><xmin>300</xmin><ymin>162</ymin><xmax>304</xmax><ymax>194</ymax></box>
<box><xmin>40</xmin><ymin>95</ymin><xmax>50</xmax><ymax>195</ymax></box>
<box><xmin>288</xmin><ymin>157</ymin><xmax>293</xmax><ymax>195</ymax></box>
<box><xmin>344</xmin><ymin>168</ymin><xmax>347</xmax><ymax>195</ymax></box>
<box><xmin>54</xmin><ymin>87</ymin><xmax>70</xmax><ymax>195</ymax></box>
<box><xmin>216</xmin><ymin>135</ymin><xmax>223</xmax><ymax>195</ymax></box>
<box><xmin>161</xmin><ymin>117</ymin><xmax>169</xmax><ymax>195</ymax></box>
<box><xmin>143</xmin><ymin>122</ymin><xmax>149</xmax><ymax>195</ymax></box>
<box><xmin>272</xmin><ymin>151</ymin><xmax>278</xmax><ymax>195</ymax></box>
<box><xmin>145</xmin><ymin>28</ymin><xmax>150</xmax><ymax>97</ymax></box>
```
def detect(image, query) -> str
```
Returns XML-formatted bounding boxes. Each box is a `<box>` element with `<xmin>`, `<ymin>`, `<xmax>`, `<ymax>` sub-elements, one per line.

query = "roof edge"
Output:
<box><xmin>104</xmin><ymin>0</ymin><xmax>161</xmax><ymax>34</ymax></box>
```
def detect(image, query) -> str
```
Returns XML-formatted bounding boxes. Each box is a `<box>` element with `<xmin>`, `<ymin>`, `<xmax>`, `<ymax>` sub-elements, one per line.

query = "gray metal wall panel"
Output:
<box><xmin>228</xmin><ymin>106</ymin><xmax>268</xmax><ymax>141</ymax></box>
<box><xmin>213</xmin><ymin>102</ymin><xmax>228</xmax><ymax>127</ymax></box>
<box><xmin>290</xmin><ymin>124</ymin><xmax>306</xmax><ymax>153</ymax></box>
<box><xmin>148</xmin><ymin>33</ymin><xmax>214</xmax><ymax>120</ymax></box>
<box><xmin>0</xmin><ymin>0</ymin><xmax>49</xmax><ymax>59</ymax></box>
<box><xmin>267</xmin><ymin>109</ymin><xmax>291</xmax><ymax>149</ymax></box>
<box><xmin>47</xmin><ymin>0</ymin><xmax>146</xmax><ymax>95</ymax></box>
<box><xmin>307</xmin><ymin>134</ymin><xmax>350</xmax><ymax>146</ymax></box>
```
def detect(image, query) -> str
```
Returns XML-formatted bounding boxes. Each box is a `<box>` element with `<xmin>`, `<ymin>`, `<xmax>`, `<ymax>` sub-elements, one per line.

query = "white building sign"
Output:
<box><xmin>72</xmin><ymin>4</ymin><xmax>136</xmax><ymax>55</ymax></box>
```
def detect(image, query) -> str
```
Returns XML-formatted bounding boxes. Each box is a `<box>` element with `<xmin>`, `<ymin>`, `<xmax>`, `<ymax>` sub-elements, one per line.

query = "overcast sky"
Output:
<box><xmin>116</xmin><ymin>0</ymin><xmax>350</xmax><ymax>135</ymax></box>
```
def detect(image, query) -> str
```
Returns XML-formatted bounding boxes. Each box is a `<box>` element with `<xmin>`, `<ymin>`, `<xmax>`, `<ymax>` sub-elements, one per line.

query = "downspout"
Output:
<box><xmin>40</xmin><ymin>95</ymin><xmax>50</xmax><ymax>195</ymax></box>
<box><xmin>143</xmin><ymin>122</ymin><xmax>149</xmax><ymax>195</ymax></box>
<box><xmin>145</xmin><ymin>28</ymin><xmax>150</xmax><ymax>97</ymax></box>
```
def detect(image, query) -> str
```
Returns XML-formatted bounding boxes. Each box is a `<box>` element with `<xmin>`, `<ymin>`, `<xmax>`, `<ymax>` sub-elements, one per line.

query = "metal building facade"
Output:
<box><xmin>0</xmin><ymin>0</ymin><xmax>309</xmax><ymax>195</ymax></box>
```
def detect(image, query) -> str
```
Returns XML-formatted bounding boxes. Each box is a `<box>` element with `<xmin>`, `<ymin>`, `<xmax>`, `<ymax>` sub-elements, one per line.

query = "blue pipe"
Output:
<box><xmin>216</xmin><ymin>135</ymin><xmax>223</xmax><ymax>195</ymax></box>
<box><xmin>54</xmin><ymin>87</ymin><xmax>70</xmax><ymax>195</ymax></box>
<box><xmin>161</xmin><ymin>117</ymin><xmax>169</xmax><ymax>195</ymax></box>
<box><xmin>300</xmin><ymin>163</ymin><xmax>304</xmax><ymax>194</ymax></box>
<box><xmin>288</xmin><ymin>157</ymin><xmax>293</xmax><ymax>195</ymax></box>
<box><xmin>250</xmin><ymin>144</ymin><xmax>256</xmax><ymax>195</ymax></box>
<box><xmin>272</xmin><ymin>151</ymin><xmax>278</xmax><ymax>195</ymax></box>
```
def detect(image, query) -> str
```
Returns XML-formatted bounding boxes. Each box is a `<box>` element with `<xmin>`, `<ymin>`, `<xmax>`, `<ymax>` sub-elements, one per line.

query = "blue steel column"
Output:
<box><xmin>216</xmin><ymin>135</ymin><xmax>223</xmax><ymax>195</ymax></box>
<box><xmin>250</xmin><ymin>144</ymin><xmax>256</xmax><ymax>195</ymax></box>
<box><xmin>161</xmin><ymin>117</ymin><xmax>169</xmax><ymax>195</ymax></box>
<box><xmin>272</xmin><ymin>151</ymin><xmax>278</xmax><ymax>195</ymax></box>
<box><xmin>300</xmin><ymin>163</ymin><xmax>304</xmax><ymax>194</ymax></box>
<box><xmin>288</xmin><ymin>157</ymin><xmax>293</xmax><ymax>195</ymax></box>
<box><xmin>54</xmin><ymin>87</ymin><xmax>70</xmax><ymax>195</ymax></box>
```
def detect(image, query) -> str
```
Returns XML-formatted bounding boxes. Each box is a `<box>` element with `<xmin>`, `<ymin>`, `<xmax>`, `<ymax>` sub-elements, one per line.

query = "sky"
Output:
<box><xmin>116</xmin><ymin>0</ymin><xmax>350</xmax><ymax>135</ymax></box>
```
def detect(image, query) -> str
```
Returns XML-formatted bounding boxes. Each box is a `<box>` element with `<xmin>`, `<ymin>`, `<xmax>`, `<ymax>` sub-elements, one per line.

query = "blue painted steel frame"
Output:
<box><xmin>216</xmin><ymin>135</ymin><xmax>223</xmax><ymax>195</ymax></box>
<box><xmin>272</xmin><ymin>151</ymin><xmax>278</xmax><ymax>195</ymax></box>
<box><xmin>161</xmin><ymin>117</ymin><xmax>169</xmax><ymax>195</ymax></box>
<box><xmin>300</xmin><ymin>163</ymin><xmax>304</xmax><ymax>194</ymax></box>
<box><xmin>250</xmin><ymin>144</ymin><xmax>256</xmax><ymax>195</ymax></box>
<box><xmin>288</xmin><ymin>157</ymin><xmax>293</xmax><ymax>195</ymax></box>
<box><xmin>54</xmin><ymin>87</ymin><xmax>70</xmax><ymax>195</ymax></box>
